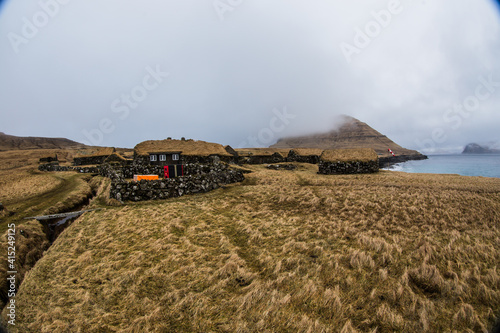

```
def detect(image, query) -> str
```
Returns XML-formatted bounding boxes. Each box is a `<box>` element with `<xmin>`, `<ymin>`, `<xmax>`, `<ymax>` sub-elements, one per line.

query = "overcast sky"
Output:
<box><xmin>0</xmin><ymin>0</ymin><xmax>499</xmax><ymax>153</ymax></box>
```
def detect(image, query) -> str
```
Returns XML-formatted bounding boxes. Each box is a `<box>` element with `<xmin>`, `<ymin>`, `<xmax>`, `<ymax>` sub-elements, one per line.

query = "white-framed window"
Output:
<box><xmin>172</xmin><ymin>154</ymin><xmax>180</xmax><ymax>161</ymax></box>
<box><xmin>159</xmin><ymin>154</ymin><xmax>166</xmax><ymax>162</ymax></box>
<box><xmin>150</xmin><ymin>154</ymin><xmax>157</xmax><ymax>162</ymax></box>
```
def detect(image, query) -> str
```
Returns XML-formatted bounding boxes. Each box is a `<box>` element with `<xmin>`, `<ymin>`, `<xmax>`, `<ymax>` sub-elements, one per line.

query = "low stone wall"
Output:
<box><xmin>39</xmin><ymin>156</ymin><xmax>58</xmax><ymax>163</ymax></box>
<box><xmin>318</xmin><ymin>160</ymin><xmax>379</xmax><ymax>175</ymax></box>
<box><xmin>38</xmin><ymin>163</ymin><xmax>100</xmax><ymax>174</ymax></box>
<box><xmin>266</xmin><ymin>164</ymin><xmax>297</xmax><ymax>171</ymax></box>
<box><xmin>110</xmin><ymin>166</ymin><xmax>245</xmax><ymax>202</ymax></box>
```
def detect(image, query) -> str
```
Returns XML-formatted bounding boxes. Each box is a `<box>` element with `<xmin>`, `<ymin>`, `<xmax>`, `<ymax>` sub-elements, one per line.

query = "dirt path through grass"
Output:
<box><xmin>0</xmin><ymin>171</ymin><xmax>90</xmax><ymax>234</ymax></box>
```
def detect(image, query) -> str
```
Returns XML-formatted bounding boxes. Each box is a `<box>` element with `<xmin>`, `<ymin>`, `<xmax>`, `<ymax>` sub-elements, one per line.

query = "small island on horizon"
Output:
<box><xmin>462</xmin><ymin>143</ymin><xmax>500</xmax><ymax>154</ymax></box>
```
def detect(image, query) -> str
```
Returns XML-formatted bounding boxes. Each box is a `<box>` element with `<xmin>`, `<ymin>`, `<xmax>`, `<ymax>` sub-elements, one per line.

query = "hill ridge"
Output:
<box><xmin>0</xmin><ymin>132</ymin><xmax>85</xmax><ymax>151</ymax></box>
<box><xmin>270</xmin><ymin>115</ymin><xmax>422</xmax><ymax>157</ymax></box>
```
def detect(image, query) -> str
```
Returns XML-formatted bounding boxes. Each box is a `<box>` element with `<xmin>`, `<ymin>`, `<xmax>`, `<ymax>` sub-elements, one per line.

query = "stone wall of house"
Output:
<box><xmin>39</xmin><ymin>162</ymin><xmax>216</xmax><ymax>178</ymax></box>
<box><xmin>38</xmin><ymin>163</ymin><xmax>100</xmax><ymax>174</ymax></box>
<box><xmin>238</xmin><ymin>153</ymin><xmax>286</xmax><ymax>165</ymax></box>
<box><xmin>134</xmin><ymin>154</ymin><xmax>235</xmax><ymax>165</ymax></box>
<box><xmin>73</xmin><ymin>156</ymin><xmax>110</xmax><ymax>166</ymax></box>
<box><xmin>106</xmin><ymin>163</ymin><xmax>221</xmax><ymax>180</ymax></box>
<box><xmin>109</xmin><ymin>164</ymin><xmax>245</xmax><ymax>202</ymax></box>
<box><xmin>286</xmin><ymin>150</ymin><xmax>320</xmax><ymax>164</ymax></box>
<box><xmin>318</xmin><ymin>160</ymin><xmax>379</xmax><ymax>175</ymax></box>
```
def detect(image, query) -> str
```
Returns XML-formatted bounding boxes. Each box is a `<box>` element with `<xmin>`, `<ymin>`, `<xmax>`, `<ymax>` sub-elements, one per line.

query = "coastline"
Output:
<box><xmin>378</xmin><ymin>154</ymin><xmax>428</xmax><ymax>169</ymax></box>
<box><xmin>383</xmin><ymin>154</ymin><xmax>500</xmax><ymax>178</ymax></box>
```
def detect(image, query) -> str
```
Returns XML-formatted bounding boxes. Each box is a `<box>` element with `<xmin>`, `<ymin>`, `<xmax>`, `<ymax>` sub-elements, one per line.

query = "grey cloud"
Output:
<box><xmin>0</xmin><ymin>0</ymin><xmax>499</xmax><ymax>153</ymax></box>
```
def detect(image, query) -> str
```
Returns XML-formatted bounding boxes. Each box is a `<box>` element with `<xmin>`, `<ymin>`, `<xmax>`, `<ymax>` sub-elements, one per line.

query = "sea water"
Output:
<box><xmin>385</xmin><ymin>154</ymin><xmax>500</xmax><ymax>178</ymax></box>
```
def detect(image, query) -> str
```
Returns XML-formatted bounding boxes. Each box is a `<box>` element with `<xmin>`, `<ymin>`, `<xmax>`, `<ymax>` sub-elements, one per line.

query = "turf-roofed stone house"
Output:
<box><xmin>108</xmin><ymin>139</ymin><xmax>245</xmax><ymax>202</ymax></box>
<box><xmin>234</xmin><ymin>148</ymin><xmax>289</xmax><ymax>164</ymax></box>
<box><xmin>73</xmin><ymin>147</ymin><xmax>117</xmax><ymax>166</ymax></box>
<box><xmin>104</xmin><ymin>151</ymin><xmax>131</xmax><ymax>165</ymax></box>
<box><xmin>287</xmin><ymin>148</ymin><xmax>324</xmax><ymax>164</ymax></box>
<box><xmin>318</xmin><ymin>148</ymin><xmax>379</xmax><ymax>175</ymax></box>
<box><xmin>134</xmin><ymin>139</ymin><xmax>234</xmax><ymax>165</ymax></box>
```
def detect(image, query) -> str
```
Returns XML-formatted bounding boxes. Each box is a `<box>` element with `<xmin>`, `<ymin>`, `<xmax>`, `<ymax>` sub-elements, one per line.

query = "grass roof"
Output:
<box><xmin>135</xmin><ymin>139</ymin><xmax>231</xmax><ymax>157</ymax></box>
<box><xmin>234</xmin><ymin>148</ymin><xmax>289</xmax><ymax>158</ymax></box>
<box><xmin>290</xmin><ymin>148</ymin><xmax>324</xmax><ymax>156</ymax></box>
<box><xmin>75</xmin><ymin>147</ymin><xmax>116</xmax><ymax>158</ymax></box>
<box><xmin>320</xmin><ymin>148</ymin><xmax>378</xmax><ymax>163</ymax></box>
<box><xmin>105</xmin><ymin>152</ymin><xmax>128</xmax><ymax>161</ymax></box>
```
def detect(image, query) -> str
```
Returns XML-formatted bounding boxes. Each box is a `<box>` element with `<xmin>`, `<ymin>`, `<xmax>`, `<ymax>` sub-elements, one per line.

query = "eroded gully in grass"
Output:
<box><xmin>0</xmin><ymin>173</ymin><xmax>101</xmax><ymax>328</ymax></box>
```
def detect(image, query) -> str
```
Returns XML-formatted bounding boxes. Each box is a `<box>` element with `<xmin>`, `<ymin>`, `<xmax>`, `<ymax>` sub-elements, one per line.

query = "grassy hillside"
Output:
<box><xmin>8</xmin><ymin>164</ymin><xmax>500</xmax><ymax>332</ymax></box>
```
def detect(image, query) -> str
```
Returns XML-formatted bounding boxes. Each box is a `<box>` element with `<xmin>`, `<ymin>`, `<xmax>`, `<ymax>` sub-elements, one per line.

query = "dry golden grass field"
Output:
<box><xmin>1</xmin><ymin>150</ymin><xmax>500</xmax><ymax>332</ymax></box>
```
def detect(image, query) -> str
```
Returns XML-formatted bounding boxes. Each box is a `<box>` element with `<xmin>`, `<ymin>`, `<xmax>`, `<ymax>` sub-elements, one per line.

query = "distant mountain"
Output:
<box><xmin>0</xmin><ymin>132</ymin><xmax>85</xmax><ymax>151</ymax></box>
<box><xmin>462</xmin><ymin>143</ymin><xmax>500</xmax><ymax>154</ymax></box>
<box><xmin>270</xmin><ymin>115</ymin><xmax>425</xmax><ymax>159</ymax></box>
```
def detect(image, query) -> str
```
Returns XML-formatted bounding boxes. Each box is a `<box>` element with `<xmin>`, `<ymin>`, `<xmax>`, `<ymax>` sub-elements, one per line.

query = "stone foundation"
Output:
<box><xmin>286</xmin><ymin>150</ymin><xmax>320</xmax><ymax>164</ymax></box>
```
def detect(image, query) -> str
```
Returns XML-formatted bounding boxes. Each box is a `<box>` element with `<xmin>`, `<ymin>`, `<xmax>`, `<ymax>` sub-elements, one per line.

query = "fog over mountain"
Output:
<box><xmin>0</xmin><ymin>0</ymin><xmax>500</xmax><ymax>153</ymax></box>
